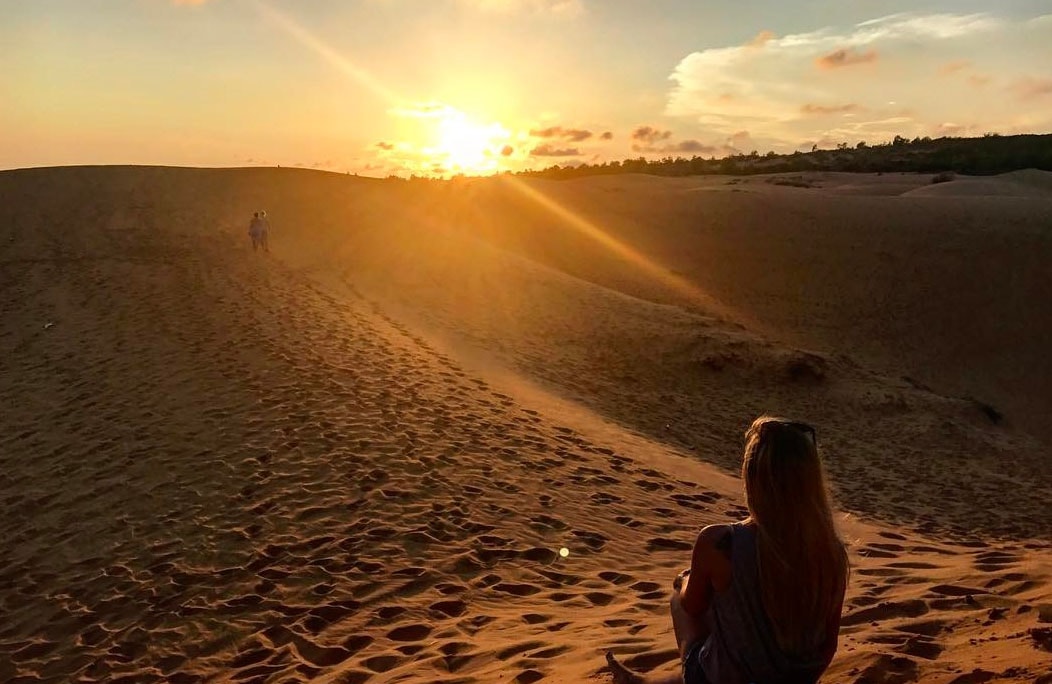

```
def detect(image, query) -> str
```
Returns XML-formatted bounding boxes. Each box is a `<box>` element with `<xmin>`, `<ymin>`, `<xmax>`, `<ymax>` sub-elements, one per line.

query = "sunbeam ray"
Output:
<box><xmin>498</xmin><ymin>175</ymin><xmax>738</xmax><ymax>319</ymax></box>
<box><xmin>247</xmin><ymin>0</ymin><xmax>400</xmax><ymax>104</ymax></box>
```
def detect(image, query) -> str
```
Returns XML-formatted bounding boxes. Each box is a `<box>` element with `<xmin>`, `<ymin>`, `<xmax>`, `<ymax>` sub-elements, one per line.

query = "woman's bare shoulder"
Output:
<box><xmin>697</xmin><ymin>523</ymin><xmax>731</xmax><ymax>541</ymax></box>
<box><xmin>693</xmin><ymin>524</ymin><xmax>735</xmax><ymax>586</ymax></box>
<box><xmin>695</xmin><ymin>523</ymin><xmax>734</xmax><ymax>554</ymax></box>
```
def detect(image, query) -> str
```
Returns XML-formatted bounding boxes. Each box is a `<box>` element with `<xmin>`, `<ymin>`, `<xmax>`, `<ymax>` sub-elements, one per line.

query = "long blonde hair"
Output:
<box><xmin>742</xmin><ymin>416</ymin><xmax>848</xmax><ymax>656</ymax></box>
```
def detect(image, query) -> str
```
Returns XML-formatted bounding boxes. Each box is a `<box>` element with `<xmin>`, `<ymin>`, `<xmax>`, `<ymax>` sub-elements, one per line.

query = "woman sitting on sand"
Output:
<box><xmin>607</xmin><ymin>416</ymin><xmax>849</xmax><ymax>684</ymax></box>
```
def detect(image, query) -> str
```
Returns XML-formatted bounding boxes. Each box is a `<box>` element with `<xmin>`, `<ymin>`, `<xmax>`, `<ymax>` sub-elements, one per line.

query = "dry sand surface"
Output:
<box><xmin>1</xmin><ymin>166</ymin><xmax>1050</xmax><ymax>683</ymax></box>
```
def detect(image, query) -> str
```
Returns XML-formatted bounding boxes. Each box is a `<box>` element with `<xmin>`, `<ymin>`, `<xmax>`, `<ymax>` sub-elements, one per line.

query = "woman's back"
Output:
<box><xmin>696</xmin><ymin>523</ymin><xmax>832</xmax><ymax>684</ymax></box>
<box><xmin>606</xmin><ymin>417</ymin><xmax>847</xmax><ymax>684</ymax></box>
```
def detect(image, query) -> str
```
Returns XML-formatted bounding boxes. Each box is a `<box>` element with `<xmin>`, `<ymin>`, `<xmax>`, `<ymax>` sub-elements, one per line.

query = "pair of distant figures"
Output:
<box><xmin>248</xmin><ymin>211</ymin><xmax>271</xmax><ymax>252</ymax></box>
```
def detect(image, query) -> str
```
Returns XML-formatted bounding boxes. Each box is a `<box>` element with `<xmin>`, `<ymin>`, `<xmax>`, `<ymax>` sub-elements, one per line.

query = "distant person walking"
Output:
<box><xmin>248</xmin><ymin>212</ymin><xmax>264</xmax><ymax>251</ymax></box>
<box><xmin>259</xmin><ymin>210</ymin><xmax>271</xmax><ymax>252</ymax></box>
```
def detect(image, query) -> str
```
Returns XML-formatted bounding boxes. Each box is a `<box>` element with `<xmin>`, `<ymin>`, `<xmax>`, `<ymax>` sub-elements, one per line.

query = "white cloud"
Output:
<box><xmin>853</xmin><ymin>13</ymin><xmax>1001</xmax><ymax>41</ymax></box>
<box><xmin>666</xmin><ymin>12</ymin><xmax>1051</xmax><ymax>151</ymax></box>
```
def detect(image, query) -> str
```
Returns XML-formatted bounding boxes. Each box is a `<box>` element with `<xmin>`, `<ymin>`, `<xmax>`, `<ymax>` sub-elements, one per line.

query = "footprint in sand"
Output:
<box><xmin>363</xmin><ymin>653</ymin><xmax>402</xmax><ymax>673</ymax></box>
<box><xmin>896</xmin><ymin>634</ymin><xmax>943</xmax><ymax>660</ymax></box>
<box><xmin>492</xmin><ymin>582</ymin><xmax>543</xmax><ymax>597</ymax></box>
<box><xmin>646</xmin><ymin>537</ymin><xmax>692</xmax><ymax>552</ymax></box>
<box><xmin>620</xmin><ymin>648</ymin><xmax>680</xmax><ymax>672</ymax></box>
<box><xmin>614</xmin><ymin>515</ymin><xmax>645</xmax><ymax>528</ymax></box>
<box><xmin>290</xmin><ymin>634</ymin><xmax>353</xmax><ymax>667</ymax></box>
<box><xmin>841</xmin><ymin>599</ymin><xmax>930</xmax><ymax>627</ymax></box>
<box><xmin>854</xmin><ymin>654</ymin><xmax>919</xmax><ymax>683</ymax></box>
<box><xmin>599</xmin><ymin>571</ymin><xmax>634</xmax><ymax>585</ymax></box>
<box><xmin>386</xmin><ymin>624</ymin><xmax>431</xmax><ymax>642</ymax></box>
<box><xmin>529</xmin><ymin>644</ymin><xmax>571</xmax><ymax>659</ymax></box>
<box><xmin>439</xmin><ymin>641</ymin><xmax>476</xmax><ymax>672</ymax></box>
<box><xmin>856</xmin><ymin>567</ymin><xmax>905</xmax><ymax>577</ymax></box>
<box><xmin>571</xmin><ymin>529</ymin><xmax>608</xmax><ymax>550</ymax></box>
<box><xmin>429</xmin><ymin>599</ymin><xmax>467</xmax><ymax>618</ymax></box>
<box><xmin>585</xmin><ymin>591</ymin><xmax>615</xmax><ymax>606</ymax></box>
<box><xmin>342</xmin><ymin>634</ymin><xmax>374</xmax><ymax>656</ymax></box>
<box><xmin>926</xmin><ymin>584</ymin><xmax>988</xmax><ymax>597</ymax></box>
<box><xmin>497</xmin><ymin>640</ymin><xmax>547</xmax><ymax>660</ymax></box>
<box><xmin>375</xmin><ymin>606</ymin><xmax>407</xmax><ymax>621</ymax></box>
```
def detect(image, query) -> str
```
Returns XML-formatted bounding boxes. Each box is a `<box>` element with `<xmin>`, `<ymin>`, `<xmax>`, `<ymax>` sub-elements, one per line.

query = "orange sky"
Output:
<box><xmin>2</xmin><ymin>1</ymin><xmax>1051</xmax><ymax>176</ymax></box>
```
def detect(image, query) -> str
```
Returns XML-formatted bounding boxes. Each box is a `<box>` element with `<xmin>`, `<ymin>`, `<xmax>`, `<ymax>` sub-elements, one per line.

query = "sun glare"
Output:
<box><xmin>388</xmin><ymin>103</ymin><xmax>515</xmax><ymax>176</ymax></box>
<box><xmin>433</xmin><ymin>109</ymin><xmax>509</xmax><ymax>175</ymax></box>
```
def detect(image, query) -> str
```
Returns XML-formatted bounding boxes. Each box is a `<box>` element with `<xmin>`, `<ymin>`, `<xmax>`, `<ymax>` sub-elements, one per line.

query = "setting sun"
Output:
<box><xmin>432</xmin><ymin>109</ymin><xmax>510</xmax><ymax>175</ymax></box>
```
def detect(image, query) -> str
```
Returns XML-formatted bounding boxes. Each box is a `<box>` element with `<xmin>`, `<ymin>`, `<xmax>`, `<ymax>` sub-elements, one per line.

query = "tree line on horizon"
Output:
<box><xmin>512</xmin><ymin>133</ymin><xmax>1052</xmax><ymax>180</ymax></box>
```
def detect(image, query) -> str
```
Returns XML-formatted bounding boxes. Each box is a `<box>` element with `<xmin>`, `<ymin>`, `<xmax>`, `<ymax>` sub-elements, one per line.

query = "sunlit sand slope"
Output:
<box><xmin>276</xmin><ymin>169</ymin><xmax>1051</xmax><ymax>538</ymax></box>
<box><xmin>1</xmin><ymin>166</ymin><xmax>1049</xmax><ymax>684</ymax></box>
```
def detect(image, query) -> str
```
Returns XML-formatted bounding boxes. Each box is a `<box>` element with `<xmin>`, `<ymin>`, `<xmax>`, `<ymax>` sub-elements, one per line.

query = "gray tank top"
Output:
<box><xmin>694</xmin><ymin>523</ymin><xmax>827</xmax><ymax>684</ymax></box>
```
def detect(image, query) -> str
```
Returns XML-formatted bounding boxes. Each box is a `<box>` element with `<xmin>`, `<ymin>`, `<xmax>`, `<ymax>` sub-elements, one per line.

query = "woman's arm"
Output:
<box><xmin>679</xmin><ymin>524</ymin><xmax>730</xmax><ymax>617</ymax></box>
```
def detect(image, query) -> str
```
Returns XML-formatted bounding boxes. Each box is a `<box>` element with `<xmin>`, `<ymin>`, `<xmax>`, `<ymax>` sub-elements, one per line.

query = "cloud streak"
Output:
<box><xmin>529</xmin><ymin>126</ymin><xmax>593</xmax><ymax>141</ymax></box>
<box><xmin>801</xmin><ymin>103</ymin><xmax>860</xmax><ymax>115</ymax></box>
<box><xmin>630</xmin><ymin>126</ymin><xmax>672</xmax><ymax>144</ymax></box>
<box><xmin>815</xmin><ymin>47</ymin><xmax>877</xmax><ymax>69</ymax></box>
<box><xmin>668</xmin><ymin>140</ymin><xmax>715</xmax><ymax>153</ymax></box>
<box><xmin>530</xmin><ymin>144</ymin><xmax>581</xmax><ymax>157</ymax></box>
<box><xmin>1012</xmin><ymin>77</ymin><xmax>1052</xmax><ymax>100</ymax></box>
<box><xmin>939</xmin><ymin>59</ymin><xmax>971</xmax><ymax>76</ymax></box>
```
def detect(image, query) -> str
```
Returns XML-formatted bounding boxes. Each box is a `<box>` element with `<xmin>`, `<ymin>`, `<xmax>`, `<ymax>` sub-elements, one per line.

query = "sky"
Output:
<box><xmin>2</xmin><ymin>0</ymin><xmax>1051</xmax><ymax>176</ymax></box>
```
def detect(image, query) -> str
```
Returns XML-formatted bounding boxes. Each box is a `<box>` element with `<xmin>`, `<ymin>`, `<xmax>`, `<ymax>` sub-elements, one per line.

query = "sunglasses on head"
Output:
<box><xmin>759</xmin><ymin>419</ymin><xmax>817</xmax><ymax>447</ymax></box>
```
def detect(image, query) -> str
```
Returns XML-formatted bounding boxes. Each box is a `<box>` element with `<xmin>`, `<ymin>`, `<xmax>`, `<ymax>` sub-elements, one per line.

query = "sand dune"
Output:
<box><xmin>1</xmin><ymin>166</ymin><xmax>1049</xmax><ymax>683</ymax></box>
<box><xmin>903</xmin><ymin>171</ymin><xmax>1052</xmax><ymax>198</ymax></box>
